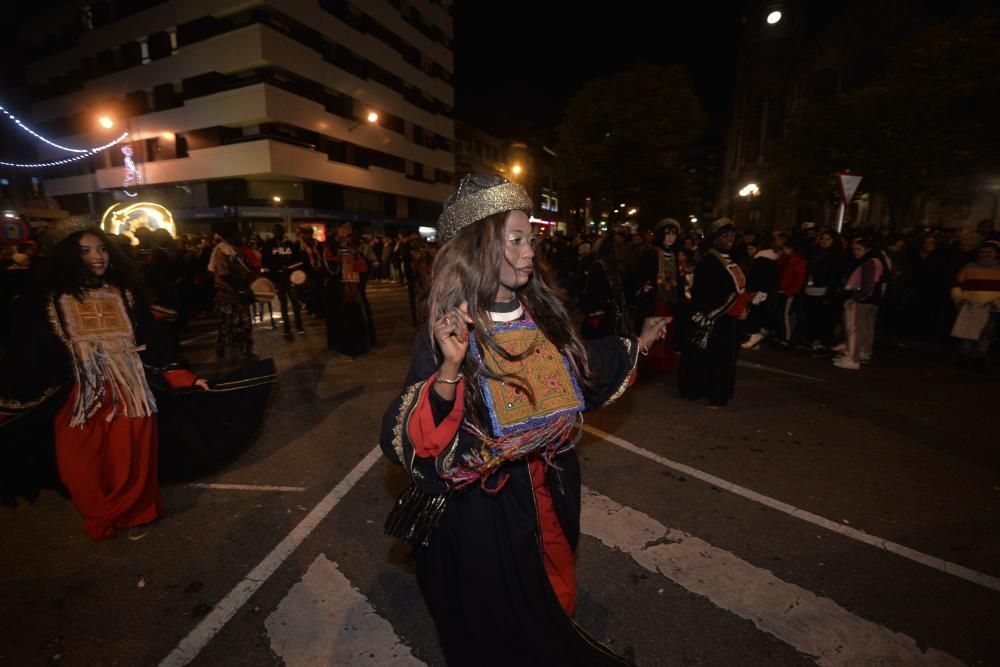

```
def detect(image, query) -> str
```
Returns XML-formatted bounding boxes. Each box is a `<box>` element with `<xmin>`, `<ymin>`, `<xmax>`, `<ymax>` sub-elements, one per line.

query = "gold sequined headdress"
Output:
<box><xmin>438</xmin><ymin>173</ymin><xmax>533</xmax><ymax>241</ymax></box>
<box><xmin>43</xmin><ymin>215</ymin><xmax>102</xmax><ymax>251</ymax></box>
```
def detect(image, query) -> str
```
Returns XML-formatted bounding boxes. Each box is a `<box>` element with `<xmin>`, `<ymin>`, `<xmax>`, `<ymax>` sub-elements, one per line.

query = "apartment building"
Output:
<box><xmin>21</xmin><ymin>0</ymin><xmax>455</xmax><ymax>233</ymax></box>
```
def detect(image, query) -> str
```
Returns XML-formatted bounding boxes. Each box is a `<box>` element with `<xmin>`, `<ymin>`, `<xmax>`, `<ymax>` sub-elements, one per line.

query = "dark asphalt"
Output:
<box><xmin>1</xmin><ymin>283</ymin><xmax>997</xmax><ymax>666</ymax></box>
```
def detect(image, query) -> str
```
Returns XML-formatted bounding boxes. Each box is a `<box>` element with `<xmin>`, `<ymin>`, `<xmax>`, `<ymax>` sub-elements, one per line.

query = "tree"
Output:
<box><xmin>556</xmin><ymin>64</ymin><xmax>705</xmax><ymax>228</ymax></box>
<box><xmin>768</xmin><ymin>16</ymin><xmax>1000</xmax><ymax>227</ymax></box>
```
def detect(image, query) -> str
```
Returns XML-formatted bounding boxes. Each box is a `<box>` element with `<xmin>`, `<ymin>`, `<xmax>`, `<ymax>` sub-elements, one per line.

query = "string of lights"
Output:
<box><xmin>0</xmin><ymin>132</ymin><xmax>129</xmax><ymax>168</ymax></box>
<box><xmin>0</xmin><ymin>103</ymin><xmax>128</xmax><ymax>154</ymax></box>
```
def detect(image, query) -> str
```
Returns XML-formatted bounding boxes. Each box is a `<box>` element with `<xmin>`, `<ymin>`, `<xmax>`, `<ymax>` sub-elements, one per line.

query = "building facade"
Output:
<box><xmin>453</xmin><ymin>122</ymin><xmax>566</xmax><ymax>234</ymax></box>
<box><xmin>20</xmin><ymin>0</ymin><xmax>455</xmax><ymax>234</ymax></box>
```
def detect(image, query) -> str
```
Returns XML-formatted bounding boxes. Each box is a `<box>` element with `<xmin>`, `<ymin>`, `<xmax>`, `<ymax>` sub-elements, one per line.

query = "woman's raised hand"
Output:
<box><xmin>638</xmin><ymin>316</ymin><xmax>669</xmax><ymax>352</ymax></box>
<box><xmin>433</xmin><ymin>302</ymin><xmax>474</xmax><ymax>369</ymax></box>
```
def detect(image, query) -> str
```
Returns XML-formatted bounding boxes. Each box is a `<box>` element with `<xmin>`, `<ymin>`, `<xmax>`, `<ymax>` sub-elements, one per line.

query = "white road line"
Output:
<box><xmin>584</xmin><ymin>424</ymin><xmax>1000</xmax><ymax>594</ymax></box>
<box><xmin>737</xmin><ymin>360</ymin><xmax>827</xmax><ymax>382</ymax></box>
<box><xmin>178</xmin><ymin>331</ymin><xmax>216</xmax><ymax>347</ymax></box>
<box><xmin>581</xmin><ymin>487</ymin><xmax>963</xmax><ymax>666</ymax></box>
<box><xmin>266</xmin><ymin>555</ymin><xmax>425</xmax><ymax>666</ymax></box>
<box><xmin>187</xmin><ymin>483</ymin><xmax>307</xmax><ymax>492</ymax></box>
<box><xmin>159</xmin><ymin>446</ymin><xmax>382</xmax><ymax>667</ymax></box>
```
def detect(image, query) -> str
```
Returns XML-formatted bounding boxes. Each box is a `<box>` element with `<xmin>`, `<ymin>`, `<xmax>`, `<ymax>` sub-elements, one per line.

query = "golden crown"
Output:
<box><xmin>438</xmin><ymin>177</ymin><xmax>533</xmax><ymax>241</ymax></box>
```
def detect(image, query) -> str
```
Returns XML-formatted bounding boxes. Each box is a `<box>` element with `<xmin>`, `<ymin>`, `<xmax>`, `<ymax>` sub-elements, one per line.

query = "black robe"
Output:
<box><xmin>677</xmin><ymin>251</ymin><xmax>743</xmax><ymax>406</ymax></box>
<box><xmin>379</xmin><ymin>324</ymin><xmax>639</xmax><ymax>666</ymax></box>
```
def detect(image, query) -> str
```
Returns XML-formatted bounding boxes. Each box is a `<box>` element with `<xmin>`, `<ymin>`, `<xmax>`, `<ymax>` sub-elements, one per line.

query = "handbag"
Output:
<box><xmin>384</xmin><ymin>482</ymin><xmax>452</xmax><ymax>548</ymax></box>
<box><xmin>690</xmin><ymin>311</ymin><xmax>715</xmax><ymax>349</ymax></box>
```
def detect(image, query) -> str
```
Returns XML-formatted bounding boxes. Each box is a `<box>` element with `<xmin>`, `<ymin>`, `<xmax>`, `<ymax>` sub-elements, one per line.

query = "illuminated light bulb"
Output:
<box><xmin>767</xmin><ymin>10</ymin><xmax>782</xmax><ymax>24</ymax></box>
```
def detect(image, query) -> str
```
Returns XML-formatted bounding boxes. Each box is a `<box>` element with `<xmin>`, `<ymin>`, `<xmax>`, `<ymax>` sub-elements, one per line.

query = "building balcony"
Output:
<box><xmin>41</xmin><ymin>138</ymin><xmax>453</xmax><ymax>203</ymax></box>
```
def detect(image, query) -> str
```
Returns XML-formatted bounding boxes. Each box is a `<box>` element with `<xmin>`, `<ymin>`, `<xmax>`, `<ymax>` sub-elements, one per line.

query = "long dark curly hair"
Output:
<box><xmin>45</xmin><ymin>228</ymin><xmax>142</xmax><ymax>300</ymax></box>
<box><xmin>426</xmin><ymin>211</ymin><xmax>593</xmax><ymax>428</ymax></box>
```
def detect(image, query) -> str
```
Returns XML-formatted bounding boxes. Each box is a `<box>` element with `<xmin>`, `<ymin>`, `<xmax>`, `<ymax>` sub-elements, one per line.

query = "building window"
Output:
<box><xmin>140</xmin><ymin>38</ymin><xmax>150</xmax><ymax>64</ymax></box>
<box><xmin>540</xmin><ymin>194</ymin><xmax>551</xmax><ymax>211</ymax></box>
<box><xmin>80</xmin><ymin>6</ymin><xmax>94</xmax><ymax>30</ymax></box>
<box><xmin>169</xmin><ymin>29</ymin><xmax>178</xmax><ymax>52</ymax></box>
<box><xmin>550</xmin><ymin>196</ymin><xmax>558</xmax><ymax>213</ymax></box>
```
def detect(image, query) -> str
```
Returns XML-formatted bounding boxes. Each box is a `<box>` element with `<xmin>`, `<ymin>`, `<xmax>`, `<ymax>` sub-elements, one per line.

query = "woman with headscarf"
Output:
<box><xmin>635</xmin><ymin>218</ymin><xmax>682</xmax><ymax>375</ymax></box>
<box><xmin>0</xmin><ymin>218</ymin><xmax>210</xmax><ymax>539</ymax></box>
<box><xmin>379</xmin><ymin>173</ymin><xmax>666</xmax><ymax>665</ymax></box>
<box><xmin>677</xmin><ymin>218</ymin><xmax>748</xmax><ymax>407</ymax></box>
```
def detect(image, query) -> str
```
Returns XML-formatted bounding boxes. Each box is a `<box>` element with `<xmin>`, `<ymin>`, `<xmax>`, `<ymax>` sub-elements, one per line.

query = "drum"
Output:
<box><xmin>289</xmin><ymin>269</ymin><xmax>308</xmax><ymax>286</ymax></box>
<box><xmin>250</xmin><ymin>277</ymin><xmax>277</xmax><ymax>303</ymax></box>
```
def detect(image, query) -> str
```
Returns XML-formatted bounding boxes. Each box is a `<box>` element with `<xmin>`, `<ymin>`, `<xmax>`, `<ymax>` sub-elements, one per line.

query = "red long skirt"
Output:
<box><xmin>54</xmin><ymin>387</ymin><xmax>163</xmax><ymax>540</ymax></box>
<box><xmin>641</xmin><ymin>300</ymin><xmax>677</xmax><ymax>377</ymax></box>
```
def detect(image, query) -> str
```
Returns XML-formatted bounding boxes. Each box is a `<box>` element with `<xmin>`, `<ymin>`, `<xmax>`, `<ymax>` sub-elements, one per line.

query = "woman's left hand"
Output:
<box><xmin>194</xmin><ymin>379</ymin><xmax>210</xmax><ymax>391</ymax></box>
<box><xmin>639</xmin><ymin>316</ymin><xmax>669</xmax><ymax>351</ymax></box>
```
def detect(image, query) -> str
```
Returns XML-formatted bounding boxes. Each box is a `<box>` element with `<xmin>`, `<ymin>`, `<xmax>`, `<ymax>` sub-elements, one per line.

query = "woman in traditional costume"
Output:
<box><xmin>0</xmin><ymin>218</ymin><xmax>213</xmax><ymax>539</ymax></box>
<box><xmin>322</xmin><ymin>222</ymin><xmax>371</xmax><ymax>357</ymax></box>
<box><xmin>379</xmin><ymin>173</ymin><xmax>667</xmax><ymax>665</ymax></box>
<box><xmin>676</xmin><ymin>218</ymin><xmax>748</xmax><ymax>407</ymax></box>
<box><xmin>636</xmin><ymin>218</ymin><xmax>683</xmax><ymax>376</ymax></box>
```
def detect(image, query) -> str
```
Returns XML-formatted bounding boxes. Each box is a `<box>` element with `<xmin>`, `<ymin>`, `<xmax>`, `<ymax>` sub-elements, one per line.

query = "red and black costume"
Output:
<box><xmin>380</xmin><ymin>298</ymin><xmax>640</xmax><ymax>665</ymax></box>
<box><xmin>0</xmin><ymin>286</ymin><xmax>274</xmax><ymax>535</ymax></box>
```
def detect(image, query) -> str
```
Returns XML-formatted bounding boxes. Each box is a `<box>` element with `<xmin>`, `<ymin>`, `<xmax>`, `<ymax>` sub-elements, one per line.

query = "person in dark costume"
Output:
<box><xmin>579</xmin><ymin>233</ymin><xmax>631</xmax><ymax>340</ymax></box>
<box><xmin>323</xmin><ymin>222</ymin><xmax>371</xmax><ymax>357</ymax></box>
<box><xmin>677</xmin><ymin>218</ymin><xmax>748</xmax><ymax>407</ymax></box>
<box><xmin>635</xmin><ymin>218</ymin><xmax>683</xmax><ymax>376</ymax></box>
<box><xmin>208</xmin><ymin>222</ymin><xmax>256</xmax><ymax>358</ymax></box>
<box><xmin>0</xmin><ymin>218</ymin><xmax>275</xmax><ymax>537</ymax></box>
<box><xmin>379</xmin><ymin>173</ymin><xmax>667</xmax><ymax>666</ymax></box>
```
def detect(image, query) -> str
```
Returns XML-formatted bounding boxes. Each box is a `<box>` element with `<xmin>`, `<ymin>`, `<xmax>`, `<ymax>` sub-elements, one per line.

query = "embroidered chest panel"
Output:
<box><xmin>470</xmin><ymin>317</ymin><xmax>584</xmax><ymax>437</ymax></box>
<box><xmin>58</xmin><ymin>288</ymin><xmax>134</xmax><ymax>343</ymax></box>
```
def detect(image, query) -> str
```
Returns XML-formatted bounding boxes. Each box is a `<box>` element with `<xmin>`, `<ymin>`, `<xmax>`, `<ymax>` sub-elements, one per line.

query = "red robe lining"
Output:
<box><xmin>406</xmin><ymin>373</ymin><xmax>576</xmax><ymax>616</ymax></box>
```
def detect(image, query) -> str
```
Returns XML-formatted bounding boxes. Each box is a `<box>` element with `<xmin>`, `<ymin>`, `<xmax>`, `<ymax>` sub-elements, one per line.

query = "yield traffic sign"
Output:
<box><xmin>837</xmin><ymin>172</ymin><xmax>863</xmax><ymax>204</ymax></box>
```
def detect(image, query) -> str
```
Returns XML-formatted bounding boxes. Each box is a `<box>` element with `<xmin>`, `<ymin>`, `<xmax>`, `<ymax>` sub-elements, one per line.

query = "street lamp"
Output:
<box><xmin>348</xmin><ymin>111</ymin><xmax>379</xmax><ymax>132</ymax></box>
<box><xmin>273</xmin><ymin>195</ymin><xmax>282</xmax><ymax>203</ymax></box>
<box><xmin>738</xmin><ymin>183</ymin><xmax>760</xmax><ymax>198</ymax></box>
<box><xmin>766</xmin><ymin>10</ymin><xmax>782</xmax><ymax>24</ymax></box>
<box><xmin>98</xmin><ymin>116</ymin><xmax>114</xmax><ymax>129</ymax></box>
<box><xmin>511</xmin><ymin>164</ymin><xmax>522</xmax><ymax>176</ymax></box>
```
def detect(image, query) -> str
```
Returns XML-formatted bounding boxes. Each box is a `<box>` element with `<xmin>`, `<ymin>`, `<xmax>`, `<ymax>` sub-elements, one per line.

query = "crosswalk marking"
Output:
<box><xmin>584</xmin><ymin>424</ymin><xmax>1000</xmax><ymax>594</ymax></box>
<box><xmin>187</xmin><ymin>483</ymin><xmax>307</xmax><ymax>492</ymax></box>
<box><xmin>158</xmin><ymin>446</ymin><xmax>384</xmax><ymax>667</ymax></box>
<box><xmin>580</xmin><ymin>486</ymin><xmax>963</xmax><ymax>666</ymax></box>
<box><xmin>266</xmin><ymin>555</ymin><xmax>425</xmax><ymax>666</ymax></box>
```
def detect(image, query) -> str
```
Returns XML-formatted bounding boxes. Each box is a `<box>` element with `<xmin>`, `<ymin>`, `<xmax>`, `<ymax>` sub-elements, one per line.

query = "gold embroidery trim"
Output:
<box><xmin>392</xmin><ymin>380</ymin><xmax>424</xmax><ymax>465</ymax></box>
<box><xmin>600</xmin><ymin>337</ymin><xmax>640</xmax><ymax>409</ymax></box>
<box><xmin>0</xmin><ymin>385</ymin><xmax>61</xmax><ymax>411</ymax></box>
<box><xmin>440</xmin><ymin>429</ymin><xmax>462</xmax><ymax>476</ymax></box>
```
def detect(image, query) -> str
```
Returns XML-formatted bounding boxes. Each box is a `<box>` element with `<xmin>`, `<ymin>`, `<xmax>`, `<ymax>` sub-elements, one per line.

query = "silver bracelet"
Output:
<box><xmin>638</xmin><ymin>339</ymin><xmax>650</xmax><ymax>356</ymax></box>
<box><xmin>435</xmin><ymin>371</ymin><xmax>463</xmax><ymax>384</ymax></box>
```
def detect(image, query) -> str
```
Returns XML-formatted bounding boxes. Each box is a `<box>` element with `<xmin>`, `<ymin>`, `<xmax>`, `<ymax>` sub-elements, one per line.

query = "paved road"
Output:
<box><xmin>1</xmin><ymin>283</ymin><xmax>997</xmax><ymax>666</ymax></box>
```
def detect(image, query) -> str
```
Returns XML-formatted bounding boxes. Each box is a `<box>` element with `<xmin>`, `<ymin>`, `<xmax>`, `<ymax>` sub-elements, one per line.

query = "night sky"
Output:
<box><xmin>453</xmin><ymin>1</ymin><xmax>746</xmax><ymax>143</ymax></box>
